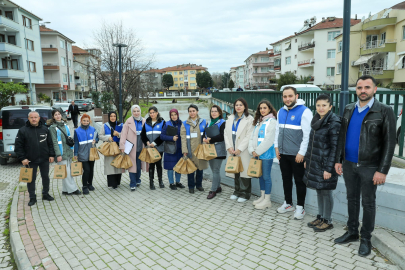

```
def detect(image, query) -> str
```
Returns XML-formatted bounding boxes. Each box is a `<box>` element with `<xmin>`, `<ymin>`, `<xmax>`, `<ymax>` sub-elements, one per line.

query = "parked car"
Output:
<box><xmin>85</xmin><ymin>98</ymin><xmax>95</xmax><ymax>109</ymax></box>
<box><xmin>74</xmin><ymin>99</ymin><xmax>92</xmax><ymax>111</ymax></box>
<box><xmin>52</xmin><ymin>102</ymin><xmax>70</xmax><ymax>119</ymax></box>
<box><xmin>280</xmin><ymin>84</ymin><xmax>322</xmax><ymax>91</ymax></box>
<box><xmin>0</xmin><ymin>105</ymin><xmax>53</xmax><ymax>165</ymax></box>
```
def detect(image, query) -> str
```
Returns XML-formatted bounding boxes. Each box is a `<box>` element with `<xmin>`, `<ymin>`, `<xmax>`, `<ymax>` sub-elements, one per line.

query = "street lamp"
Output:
<box><xmin>112</xmin><ymin>43</ymin><xmax>127</xmax><ymax>123</ymax></box>
<box><xmin>339</xmin><ymin>0</ymin><xmax>351</xmax><ymax>115</ymax></box>
<box><xmin>24</xmin><ymin>21</ymin><xmax>50</xmax><ymax>105</ymax></box>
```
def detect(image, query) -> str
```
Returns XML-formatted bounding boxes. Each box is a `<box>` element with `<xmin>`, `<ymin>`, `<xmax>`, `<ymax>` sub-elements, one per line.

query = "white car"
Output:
<box><xmin>280</xmin><ymin>84</ymin><xmax>322</xmax><ymax>91</ymax></box>
<box><xmin>53</xmin><ymin>102</ymin><xmax>71</xmax><ymax>119</ymax></box>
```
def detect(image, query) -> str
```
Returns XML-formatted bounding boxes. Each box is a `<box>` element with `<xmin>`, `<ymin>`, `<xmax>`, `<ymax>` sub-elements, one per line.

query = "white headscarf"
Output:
<box><xmin>131</xmin><ymin>105</ymin><xmax>142</xmax><ymax>121</ymax></box>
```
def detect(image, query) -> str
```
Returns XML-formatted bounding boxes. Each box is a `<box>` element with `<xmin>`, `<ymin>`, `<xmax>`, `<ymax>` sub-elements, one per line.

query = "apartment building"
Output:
<box><xmin>229</xmin><ymin>67</ymin><xmax>237</xmax><ymax>86</ymax></box>
<box><xmin>72</xmin><ymin>46</ymin><xmax>101</xmax><ymax>97</ymax></box>
<box><xmin>335</xmin><ymin>2</ymin><xmax>405</xmax><ymax>88</ymax></box>
<box><xmin>160</xmin><ymin>64</ymin><xmax>208</xmax><ymax>90</ymax></box>
<box><xmin>37</xmin><ymin>26</ymin><xmax>75</xmax><ymax>102</ymax></box>
<box><xmin>142</xmin><ymin>68</ymin><xmax>164</xmax><ymax>91</ymax></box>
<box><xmin>271</xmin><ymin>17</ymin><xmax>360</xmax><ymax>89</ymax></box>
<box><xmin>0</xmin><ymin>0</ymin><xmax>44</xmax><ymax>103</ymax></box>
<box><xmin>244</xmin><ymin>49</ymin><xmax>274</xmax><ymax>89</ymax></box>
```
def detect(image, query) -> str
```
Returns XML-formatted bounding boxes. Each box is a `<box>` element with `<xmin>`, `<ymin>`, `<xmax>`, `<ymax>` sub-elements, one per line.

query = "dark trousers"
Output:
<box><xmin>149</xmin><ymin>153</ymin><xmax>163</xmax><ymax>180</ymax></box>
<box><xmin>82</xmin><ymin>161</ymin><xmax>95</xmax><ymax>187</ymax></box>
<box><xmin>72</xmin><ymin>114</ymin><xmax>78</xmax><ymax>127</ymax></box>
<box><xmin>28</xmin><ymin>162</ymin><xmax>50</xmax><ymax>198</ymax></box>
<box><xmin>107</xmin><ymin>174</ymin><xmax>122</xmax><ymax>188</ymax></box>
<box><xmin>187</xmin><ymin>169</ymin><xmax>203</xmax><ymax>189</ymax></box>
<box><xmin>279</xmin><ymin>154</ymin><xmax>307</xmax><ymax>207</ymax></box>
<box><xmin>343</xmin><ymin>161</ymin><xmax>378</xmax><ymax>240</ymax></box>
<box><xmin>233</xmin><ymin>173</ymin><xmax>252</xmax><ymax>199</ymax></box>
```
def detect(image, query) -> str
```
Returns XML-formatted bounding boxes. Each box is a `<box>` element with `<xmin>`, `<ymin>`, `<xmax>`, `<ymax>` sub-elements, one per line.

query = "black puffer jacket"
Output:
<box><xmin>303</xmin><ymin>112</ymin><xmax>341</xmax><ymax>190</ymax></box>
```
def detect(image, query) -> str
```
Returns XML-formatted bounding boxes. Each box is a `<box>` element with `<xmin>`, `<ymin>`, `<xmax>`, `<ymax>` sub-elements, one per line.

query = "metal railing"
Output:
<box><xmin>298</xmin><ymin>59</ymin><xmax>315</xmax><ymax>66</ymax></box>
<box><xmin>362</xmin><ymin>39</ymin><xmax>397</xmax><ymax>49</ymax></box>
<box><xmin>43</xmin><ymin>62</ymin><xmax>59</xmax><ymax>66</ymax></box>
<box><xmin>44</xmin><ymin>79</ymin><xmax>60</xmax><ymax>84</ymax></box>
<box><xmin>41</xmin><ymin>44</ymin><xmax>56</xmax><ymax>49</ymax></box>
<box><xmin>212</xmin><ymin>90</ymin><xmax>405</xmax><ymax>159</ymax></box>
<box><xmin>298</xmin><ymin>41</ymin><xmax>315</xmax><ymax>51</ymax></box>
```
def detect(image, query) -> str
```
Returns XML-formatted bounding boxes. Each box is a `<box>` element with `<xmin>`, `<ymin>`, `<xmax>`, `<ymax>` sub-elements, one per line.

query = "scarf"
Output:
<box><xmin>132</xmin><ymin>105</ymin><xmax>142</xmax><ymax>121</ymax></box>
<box><xmin>108</xmin><ymin>111</ymin><xmax>120</xmax><ymax>130</ymax></box>
<box><xmin>259</xmin><ymin>113</ymin><xmax>276</xmax><ymax>124</ymax></box>
<box><xmin>80</xmin><ymin>123</ymin><xmax>89</xmax><ymax>129</ymax></box>
<box><xmin>311</xmin><ymin>111</ymin><xmax>331</xmax><ymax>130</ymax></box>
<box><xmin>209</xmin><ymin>117</ymin><xmax>220</xmax><ymax>127</ymax></box>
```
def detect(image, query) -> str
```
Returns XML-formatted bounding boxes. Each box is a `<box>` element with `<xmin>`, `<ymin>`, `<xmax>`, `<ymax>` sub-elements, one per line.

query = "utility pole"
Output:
<box><xmin>339</xmin><ymin>0</ymin><xmax>351</xmax><ymax>116</ymax></box>
<box><xmin>112</xmin><ymin>43</ymin><xmax>127</xmax><ymax>123</ymax></box>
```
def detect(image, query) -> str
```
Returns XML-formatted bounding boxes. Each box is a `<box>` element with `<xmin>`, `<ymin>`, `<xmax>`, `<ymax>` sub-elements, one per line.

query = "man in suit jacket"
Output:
<box><xmin>68</xmin><ymin>101</ymin><xmax>80</xmax><ymax>128</ymax></box>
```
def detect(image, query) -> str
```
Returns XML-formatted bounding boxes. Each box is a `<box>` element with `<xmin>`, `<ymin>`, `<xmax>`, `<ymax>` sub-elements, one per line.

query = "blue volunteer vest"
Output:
<box><xmin>277</xmin><ymin>105</ymin><xmax>307</xmax><ymax>155</ymax></box>
<box><xmin>135</xmin><ymin>120</ymin><xmax>143</xmax><ymax>136</ymax></box>
<box><xmin>183</xmin><ymin>119</ymin><xmax>206</xmax><ymax>157</ymax></box>
<box><xmin>145</xmin><ymin>120</ymin><xmax>165</xmax><ymax>152</ymax></box>
<box><xmin>256</xmin><ymin>119</ymin><xmax>276</xmax><ymax>160</ymax></box>
<box><xmin>76</xmin><ymin>126</ymin><xmax>96</xmax><ymax>146</ymax></box>
<box><xmin>104</xmin><ymin>122</ymin><xmax>123</xmax><ymax>143</ymax></box>
<box><xmin>278</xmin><ymin>105</ymin><xmax>307</xmax><ymax>127</ymax></box>
<box><xmin>55</xmin><ymin>124</ymin><xmax>73</xmax><ymax>155</ymax></box>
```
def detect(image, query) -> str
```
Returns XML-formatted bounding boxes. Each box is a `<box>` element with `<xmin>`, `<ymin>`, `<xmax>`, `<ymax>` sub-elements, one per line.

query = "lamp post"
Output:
<box><xmin>339</xmin><ymin>0</ymin><xmax>351</xmax><ymax>115</ymax></box>
<box><xmin>24</xmin><ymin>21</ymin><xmax>50</xmax><ymax>105</ymax></box>
<box><xmin>112</xmin><ymin>43</ymin><xmax>127</xmax><ymax>123</ymax></box>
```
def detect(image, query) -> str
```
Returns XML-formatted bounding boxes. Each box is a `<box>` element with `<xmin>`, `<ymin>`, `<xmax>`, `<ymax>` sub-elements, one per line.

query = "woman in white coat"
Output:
<box><xmin>224</xmin><ymin>98</ymin><xmax>254</xmax><ymax>202</ymax></box>
<box><xmin>248</xmin><ymin>100</ymin><xmax>277</xmax><ymax>210</ymax></box>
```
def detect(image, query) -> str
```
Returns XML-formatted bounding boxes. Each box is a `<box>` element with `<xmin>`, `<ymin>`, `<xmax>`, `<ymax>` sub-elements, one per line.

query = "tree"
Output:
<box><xmin>90</xmin><ymin>21</ymin><xmax>155</xmax><ymax>117</ymax></box>
<box><xmin>100</xmin><ymin>91</ymin><xmax>114</xmax><ymax>114</ymax></box>
<box><xmin>0</xmin><ymin>81</ymin><xmax>27</xmax><ymax>109</ymax></box>
<box><xmin>162</xmin><ymin>74</ymin><xmax>174</xmax><ymax>90</ymax></box>
<box><xmin>296</xmin><ymin>75</ymin><xmax>312</xmax><ymax>84</ymax></box>
<box><xmin>211</xmin><ymin>72</ymin><xmax>223</xmax><ymax>88</ymax></box>
<box><xmin>196</xmin><ymin>71</ymin><xmax>213</xmax><ymax>89</ymax></box>
<box><xmin>90</xmin><ymin>91</ymin><xmax>101</xmax><ymax>108</ymax></box>
<box><xmin>228</xmin><ymin>79</ymin><xmax>235</xmax><ymax>89</ymax></box>
<box><xmin>222</xmin><ymin>72</ymin><xmax>230</xmax><ymax>89</ymax></box>
<box><xmin>277</xmin><ymin>72</ymin><xmax>297</xmax><ymax>90</ymax></box>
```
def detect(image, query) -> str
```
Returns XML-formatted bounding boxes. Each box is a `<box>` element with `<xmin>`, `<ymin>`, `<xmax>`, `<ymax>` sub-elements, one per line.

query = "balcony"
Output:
<box><xmin>274</xmin><ymin>66</ymin><xmax>281</xmax><ymax>72</ymax></box>
<box><xmin>273</xmin><ymin>51</ymin><xmax>281</xmax><ymax>56</ymax></box>
<box><xmin>0</xmin><ymin>68</ymin><xmax>25</xmax><ymax>80</ymax></box>
<box><xmin>41</xmin><ymin>44</ymin><xmax>57</xmax><ymax>53</ymax></box>
<box><xmin>359</xmin><ymin>68</ymin><xmax>394</xmax><ymax>79</ymax></box>
<box><xmin>0</xmin><ymin>15</ymin><xmax>19</xmax><ymax>31</ymax></box>
<box><xmin>252</xmin><ymin>72</ymin><xmax>274</xmax><ymax>76</ymax></box>
<box><xmin>298</xmin><ymin>41</ymin><xmax>315</xmax><ymax>52</ymax></box>
<box><xmin>362</xmin><ymin>17</ymin><xmax>396</xmax><ymax>31</ymax></box>
<box><xmin>43</xmin><ymin>62</ymin><xmax>59</xmax><ymax>70</ymax></box>
<box><xmin>360</xmin><ymin>40</ymin><xmax>396</xmax><ymax>55</ymax></box>
<box><xmin>298</xmin><ymin>59</ymin><xmax>315</xmax><ymax>68</ymax></box>
<box><xmin>252</xmin><ymin>62</ymin><xmax>274</xmax><ymax>66</ymax></box>
<box><xmin>0</xmin><ymin>42</ymin><xmax>22</xmax><ymax>55</ymax></box>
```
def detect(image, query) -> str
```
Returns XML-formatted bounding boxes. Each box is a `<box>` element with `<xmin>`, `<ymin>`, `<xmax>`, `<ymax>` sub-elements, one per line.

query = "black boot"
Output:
<box><xmin>176</xmin><ymin>182</ymin><xmax>185</xmax><ymax>188</ymax></box>
<box><xmin>334</xmin><ymin>231</ymin><xmax>359</xmax><ymax>244</ymax></box>
<box><xmin>150</xmin><ymin>179</ymin><xmax>156</xmax><ymax>190</ymax></box>
<box><xmin>158</xmin><ymin>179</ymin><xmax>165</xmax><ymax>188</ymax></box>
<box><xmin>169</xmin><ymin>184</ymin><xmax>177</xmax><ymax>190</ymax></box>
<box><xmin>358</xmin><ymin>238</ymin><xmax>372</xmax><ymax>257</ymax></box>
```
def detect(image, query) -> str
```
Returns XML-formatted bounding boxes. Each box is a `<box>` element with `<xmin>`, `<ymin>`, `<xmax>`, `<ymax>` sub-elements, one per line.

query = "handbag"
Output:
<box><xmin>57</xmin><ymin>126</ymin><xmax>74</xmax><ymax>147</ymax></box>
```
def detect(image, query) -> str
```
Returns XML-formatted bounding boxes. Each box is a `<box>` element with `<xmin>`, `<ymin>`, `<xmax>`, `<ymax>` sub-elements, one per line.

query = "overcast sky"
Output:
<box><xmin>20</xmin><ymin>0</ymin><xmax>396</xmax><ymax>73</ymax></box>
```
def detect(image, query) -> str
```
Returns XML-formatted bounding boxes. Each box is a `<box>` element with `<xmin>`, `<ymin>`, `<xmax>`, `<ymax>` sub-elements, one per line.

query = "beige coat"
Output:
<box><xmin>180</xmin><ymin>116</ymin><xmax>208</xmax><ymax>171</ymax></box>
<box><xmin>99</xmin><ymin>123</ymin><xmax>124</xmax><ymax>175</ymax></box>
<box><xmin>224</xmin><ymin>114</ymin><xmax>254</xmax><ymax>178</ymax></box>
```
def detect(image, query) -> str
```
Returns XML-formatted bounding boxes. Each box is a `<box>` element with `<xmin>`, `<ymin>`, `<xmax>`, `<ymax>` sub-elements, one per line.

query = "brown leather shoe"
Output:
<box><xmin>207</xmin><ymin>191</ymin><xmax>216</xmax><ymax>199</ymax></box>
<box><xmin>216</xmin><ymin>186</ymin><xmax>222</xmax><ymax>193</ymax></box>
<box><xmin>314</xmin><ymin>222</ymin><xmax>334</xmax><ymax>232</ymax></box>
<box><xmin>307</xmin><ymin>215</ymin><xmax>322</xmax><ymax>228</ymax></box>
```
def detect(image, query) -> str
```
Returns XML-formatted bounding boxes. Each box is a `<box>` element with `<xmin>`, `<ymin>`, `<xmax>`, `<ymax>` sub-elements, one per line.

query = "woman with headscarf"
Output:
<box><xmin>160</xmin><ymin>109</ymin><xmax>185</xmax><ymax>190</ymax></box>
<box><xmin>120</xmin><ymin>105</ymin><xmax>146</xmax><ymax>191</ymax></box>
<box><xmin>99</xmin><ymin>111</ymin><xmax>124</xmax><ymax>189</ymax></box>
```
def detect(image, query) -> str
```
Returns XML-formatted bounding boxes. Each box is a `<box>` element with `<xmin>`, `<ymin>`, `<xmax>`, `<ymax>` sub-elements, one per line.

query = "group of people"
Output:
<box><xmin>14</xmin><ymin>75</ymin><xmax>396</xmax><ymax>257</ymax></box>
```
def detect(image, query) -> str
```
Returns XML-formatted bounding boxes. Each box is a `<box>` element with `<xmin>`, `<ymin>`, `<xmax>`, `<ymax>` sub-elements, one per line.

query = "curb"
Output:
<box><xmin>9</xmin><ymin>188</ymin><xmax>33</xmax><ymax>270</ymax></box>
<box><xmin>372</xmin><ymin>228</ymin><xmax>405</xmax><ymax>270</ymax></box>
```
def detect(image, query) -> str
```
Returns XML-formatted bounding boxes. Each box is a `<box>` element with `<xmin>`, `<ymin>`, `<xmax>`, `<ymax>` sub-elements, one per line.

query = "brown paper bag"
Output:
<box><xmin>147</xmin><ymin>148</ymin><xmax>161</xmax><ymax>163</ymax></box>
<box><xmin>109</xmin><ymin>142</ymin><xmax>121</xmax><ymax>156</ymax></box>
<box><xmin>97</xmin><ymin>142</ymin><xmax>110</xmax><ymax>156</ymax></box>
<box><xmin>173</xmin><ymin>158</ymin><xmax>185</xmax><ymax>174</ymax></box>
<box><xmin>138</xmin><ymin>148</ymin><xmax>148</xmax><ymax>162</ymax></box>
<box><xmin>193</xmin><ymin>145</ymin><xmax>205</xmax><ymax>160</ymax></box>
<box><xmin>202</xmin><ymin>144</ymin><xmax>217</xmax><ymax>160</ymax></box>
<box><xmin>71</xmin><ymin>162</ymin><xmax>83</xmax><ymax>177</ymax></box>
<box><xmin>19</xmin><ymin>167</ymin><xmax>33</xmax><ymax>183</ymax></box>
<box><xmin>247</xmin><ymin>158</ymin><xmax>262</xmax><ymax>178</ymax></box>
<box><xmin>225</xmin><ymin>156</ymin><xmax>243</xmax><ymax>174</ymax></box>
<box><xmin>89</xmin><ymin>147</ymin><xmax>100</xmax><ymax>161</ymax></box>
<box><xmin>121</xmin><ymin>154</ymin><xmax>133</xmax><ymax>169</ymax></box>
<box><xmin>237</xmin><ymin>156</ymin><xmax>244</xmax><ymax>173</ymax></box>
<box><xmin>111</xmin><ymin>154</ymin><xmax>124</xmax><ymax>169</ymax></box>
<box><xmin>185</xmin><ymin>158</ymin><xmax>197</xmax><ymax>174</ymax></box>
<box><xmin>54</xmin><ymin>165</ymin><xmax>67</xmax><ymax>179</ymax></box>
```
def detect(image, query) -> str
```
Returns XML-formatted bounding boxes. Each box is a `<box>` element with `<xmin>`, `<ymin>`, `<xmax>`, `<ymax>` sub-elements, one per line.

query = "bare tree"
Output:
<box><xmin>90</xmin><ymin>21</ymin><xmax>155</xmax><ymax>117</ymax></box>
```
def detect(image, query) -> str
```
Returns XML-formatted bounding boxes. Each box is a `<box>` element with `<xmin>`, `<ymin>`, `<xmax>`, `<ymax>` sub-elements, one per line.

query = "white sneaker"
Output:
<box><xmin>277</xmin><ymin>201</ymin><xmax>295</xmax><ymax>213</ymax></box>
<box><xmin>237</xmin><ymin>197</ymin><xmax>247</xmax><ymax>203</ymax></box>
<box><xmin>230</xmin><ymin>195</ymin><xmax>238</xmax><ymax>200</ymax></box>
<box><xmin>294</xmin><ymin>205</ymin><xmax>306</xmax><ymax>220</ymax></box>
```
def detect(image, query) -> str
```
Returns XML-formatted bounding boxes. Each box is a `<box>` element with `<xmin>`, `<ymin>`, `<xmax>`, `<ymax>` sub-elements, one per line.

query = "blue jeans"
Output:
<box><xmin>167</xmin><ymin>170</ymin><xmax>181</xmax><ymax>184</ymax></box>
<box><xmin>259</xmin><ymin>159</ymin><xmax>273</xmax><ymax>194</ymax></box>
<box><xmin>129</xmin><ymin>151</ymin><xmax>142</xmax><ymax>188</ymax></box>
<box><xmin>187</xmin><ymin>169</ymin><xmax>203</xmax><ymax>189</ymax></box>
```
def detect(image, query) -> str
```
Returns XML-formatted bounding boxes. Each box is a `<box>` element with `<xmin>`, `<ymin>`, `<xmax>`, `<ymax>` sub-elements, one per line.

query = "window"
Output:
<box><xmin>85</xmin><ymin>80</ymin><xmax>88</xmax><ymax>86</ymax></box>
<box><xmin>67</xmin><ymin>43</ymin><xmax>72</xmax><ymax>52</ymax></box>
<box><xmin>68</xmin><ymin>59</ymin><xmax>72</xmax><ymax>67</ymax></box>
<box><xmin>260</xmin><ymin>57</ymin><xmax>269</xmax><ymax>62</ymax></box>
<box><xmin>8</xmin><ymin>36</ymin><xmax>16</xmax><ymax>45</ymax></box>
<box><xmin>61</xmin><ymin>57</ymin><xmax>66</xmax><ymax>66</ymax></box>
<box><xmin>11</xmin><ymin>59</ymin><xmax>18</xmax><ymax>70</ymax></box>
<box><xmin>190</xmin><ymin>71</ymin><xmax>195</xmax><ymax>74</ymax></box>
<box><xmin>179</xmin><ymin>71</ymin><xmax>183</xmax><ymax>75</ymax></box>
<box><xmin>5</xmin><ymin>11</ymin><xmax>13</xmax><ymax>20</ymax></box>
<box><xmin>328</xmin><ymin>31</ymin><xmax>340</xmax><ymax>41</ymax></box>
<box><xmin>167</xmin><ymin>72</ymin><xmax>172</xmax><ymax>75</ymax></box>
<box><xmin>261</xmin><ymin>67</ymin><xmax>269</xmax><ymax>72</ymax></box>
<box><xmin>63</xmin><ymin>74</ymin><xmax>67</xmax><ymax>82</ymax></box>
<box><xmin>190</xmin><ymin>83</ymin><xmax>196</xmax><ymax>87</ymax></box>
<box><xmin>337</xmin><ymin>63</ymin><xmax>342</xmax><ymax>74</ymax></box>
<box><xmin>25</xmin><ymin>39</ymin><xmax>34</xmax><ymax>50</ymax></box>
<box><xmin>403</xmin><ymin>26</ymin><xmax>405</xmax><ymax>40</ymax></box>
<box><xmin>295</xmin><ymin>54</ymin><xmax>297</xmax><ymax>59</ymax></box>
<box><xmin>22</xmin><ymin>16</ymin><xmax>32</xmax><ymax>28</ymax></box>
<box><xmin>28</xmin><ymin>61</ymin><xmax>36</xmax><ymax>72</ymax></box>
<box><xmin>60</xmin><ymin>40</ymin><xmax>65</xmax><ymax>49</ymax></box>
<box><xmin>254</xmin><ymin>58</ymin><xmax>258</xmax><ymax>63</ymax></box>
<box><xmin>174</xmin><ymin>78</ymin><xmax>178</xmax><ymax>81</ymax></box>
<box><xmin>0</xmin><ymin>34</ymin><xmax>4</xmax><ymax>42</ymax></box>
<box><xmin>295</xmin><ymin>39</ymin><xmax>297</xmax><ymax>43</ymax></box>
<box><xmin>402</xmin><ymin>57</ymin><xmax>405</xmax><ymax>69</ymax></box>
<box><xmin>180</xmin><ymin>83</ymin><xmax>183</xmax><ymax>87</ymax></box>
<box><xmin>381</xmin><ymin>32</ymin><xmax>386</xmax><ymax>45</ymax></box>
<box><xmin>327</xmin><ymin>49</ymin><xmax>336</xmax><ymax>59</ymax></box>
<box><xmin>285</xmin><ymin>43</ymin><xmax>291</xmax><ymax>50</ymax></box>
<box><xmin>174</xmin><ymin>84</ymin><xmax>178</xmax><ymax>87</ymax></box>
<box><xmin>275</xmin><ymin>58</ymin><xmax>281</xmax><ymax>66</ymax></box>
<box><xmin>327</xmin><ymin>67</ymin><xmax>335</xmax><ymax>76</ymax></box>
<box><xmin>190</xmin><ymin>77</ymin><xmax>195</xmax><ymax>80</ymax></box>
<box><xmin>184</xmin><ymin>76</ymin><xmax>188</xmax><ymax>80</ymax></box>
<box><xmin>70</xmin><ymin>75</ymin><xmax>73</xmax><ymax>82</ymax></box>
<box><xmin>285</xmin><ymin>56</ymin><xmax>291</xmax><ymax>65</ymax></box>
<box><xmin>338</xmin><ymin>41</ymin><xmax>342</xmax><ymax>52</ymax></box>
<box><xmin>174</xmin><ymin>72</ymin><xmax>177</xmax><ymax>75</ymax></box>
<box><xmin>184</xmin><ymin>71</ymin><xmax>188</xmax><ymax>75</ymax></box>
<box><xmin>180</xmin><ymin>77</ymin><xmax>183</xmax><ymax>81</ymax></box>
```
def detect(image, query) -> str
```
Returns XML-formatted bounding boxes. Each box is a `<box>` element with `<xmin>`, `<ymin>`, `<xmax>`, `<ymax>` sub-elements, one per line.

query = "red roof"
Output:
<box><xmin>40</xmin><ymin>26</ymin><xmax>75</xmax><ymax>43</ymax></box>
<box><xmin>392</xmin><ymin>1</ymin><xmax>405</xmax><ymax>9</ymax></box>
<box><xmin>72</xmin><ymin>46</ymin><xmax>89</xmax><ymax>55</ymax></box>
<box><xmin>159</xmin><ymin>64</ymin><xmax>207</xmax><ymax>72</ymax></box>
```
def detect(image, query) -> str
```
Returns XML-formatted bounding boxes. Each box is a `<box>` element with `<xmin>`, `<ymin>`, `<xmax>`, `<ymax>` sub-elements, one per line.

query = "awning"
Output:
<box><xmin>353</xmin><ymin>54</ymin><xmax>375</xmax><ymax>66</ymax></box>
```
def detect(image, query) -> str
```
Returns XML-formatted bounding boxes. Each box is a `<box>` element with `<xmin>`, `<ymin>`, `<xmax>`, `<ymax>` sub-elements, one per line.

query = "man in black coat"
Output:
<box><xmin>334</xmin><ymin>75</ymin><xmax>396</xmax><ymax>257</ymax></box>
<box><xmin>236</xmin><ymin>86</ymin><xmax>243</xmax><ymax>91</ymax></box>
<box><xmin>68</xmin><ymin>101</ymin><xmax>80</xmax><ymax>128</ymax></box>
<box><xmin>15</xmin><ymin>111</ymin><xmax>55</xmax><ymax>206</ymax></box>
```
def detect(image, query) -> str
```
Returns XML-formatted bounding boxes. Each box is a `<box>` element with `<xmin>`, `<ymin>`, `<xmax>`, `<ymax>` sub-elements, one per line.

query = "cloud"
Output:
<box><xmin>19</xmin><ymin>0</ymin><xmax>393</xmax><ymax>72</ymax></box>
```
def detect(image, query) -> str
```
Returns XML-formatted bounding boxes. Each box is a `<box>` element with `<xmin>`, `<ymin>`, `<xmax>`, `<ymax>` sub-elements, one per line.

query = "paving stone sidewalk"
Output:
<box><xmin>10</xmin><ymin>153</ymin><xmax>398</xmax><ymax>270</ymax></box>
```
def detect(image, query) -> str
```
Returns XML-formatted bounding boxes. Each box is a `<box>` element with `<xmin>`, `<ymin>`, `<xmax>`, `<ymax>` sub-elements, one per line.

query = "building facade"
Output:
<box><xmin>229</xmin><ymin>67</ymin><xmax>237</xmax><ymax>87</ymax></box>
<box><xmin>244</xmin><ymin>50</ymin><xmax>274</xmax><ymax>89</ymax></box>
<box><xmin>160</xmin><ymin>64</ymin><xmax>208</xmax><ymax>90</ymax></box>
<box><xmin>142</xmin><ymin>68</ymin><xmax>164</xmax><ymax>91</ymax></box>
<box><xmin>72</xmin><ymin>46</ymin><xmax>101</xmax><ymax>97</ymax></box>
<box><xmin>37</xmin><ymin>26</ymin><xmax>75</xmax><ymax>102</ymax></box>
<box><xmin>0</xmin><ymin>0</ymin><xmax>44</xmax><ymax>103</ymax></box>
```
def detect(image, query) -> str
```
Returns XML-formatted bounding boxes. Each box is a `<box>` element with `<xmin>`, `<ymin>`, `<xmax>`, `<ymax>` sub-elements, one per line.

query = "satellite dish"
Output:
<box><xmin>371</xmin><ymin>13</ymin><xmax>379</xmax><ymax>20</ymax></box>
<box><xmin>368</xmin><ymin>12</ymin><xmax>372</xmax><ymax>18</ymax></box>
<box><xmin>381</xmin><ymin>8</ymin><xmax>392</xmax><ymax>19</ymax></box>
<box><xmin>361</xmin><ymin>16</ymin><xmax>365</xmax><ymax>22</ymax></box>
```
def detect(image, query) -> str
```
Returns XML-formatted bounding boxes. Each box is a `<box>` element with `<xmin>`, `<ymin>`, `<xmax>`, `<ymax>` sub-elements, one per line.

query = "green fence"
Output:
<box><xmin>212</xmin><ymin>90</ymin><xmax>405</xmax><ymax>159</ymax></box>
